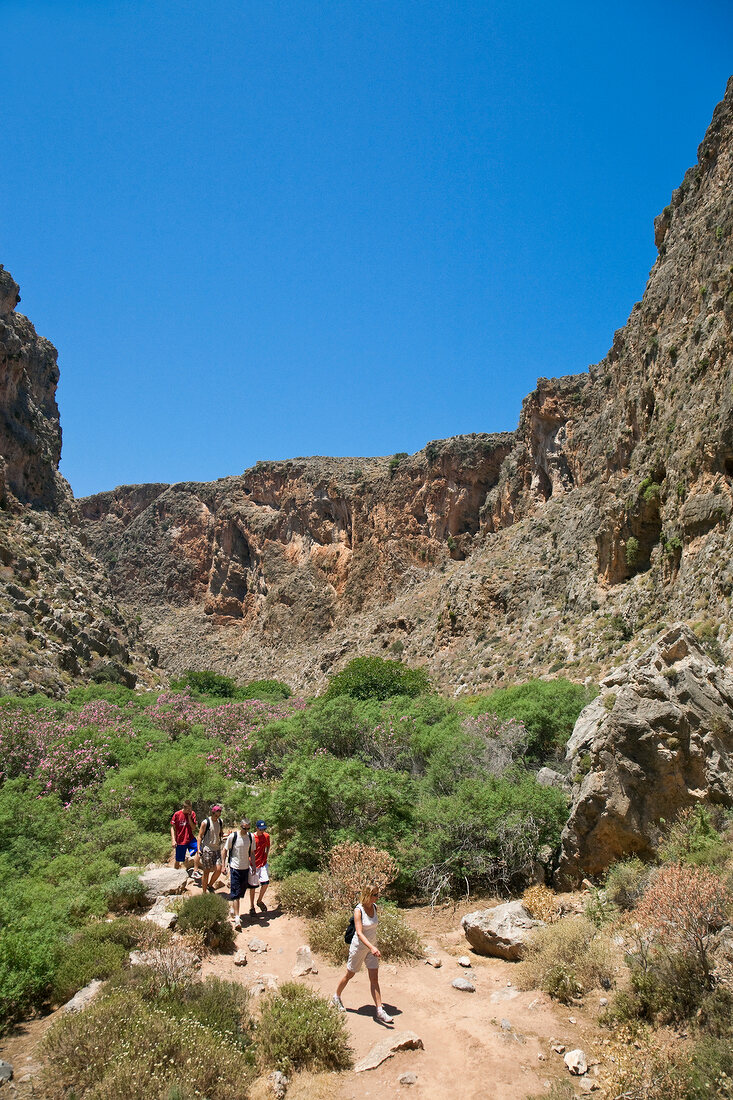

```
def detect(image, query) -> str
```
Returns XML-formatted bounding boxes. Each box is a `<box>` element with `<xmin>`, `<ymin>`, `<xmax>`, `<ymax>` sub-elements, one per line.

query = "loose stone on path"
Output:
<box><xmin>355</xmin><ymin>1032</ymin><xmax>424</xmax><ymax>1073</ymax></box>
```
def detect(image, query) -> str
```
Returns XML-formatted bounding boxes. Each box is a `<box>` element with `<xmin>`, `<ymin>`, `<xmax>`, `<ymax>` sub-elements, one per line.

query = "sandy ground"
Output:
<box><xmin>0</xmin><ymin>882</ymin><xmax>606</xmax><ymax>1099</ymax></box>
<box><xmin>203</xmin><ymin>885</ymin><xmax>605</xmax><ymax>1100</ymax></box>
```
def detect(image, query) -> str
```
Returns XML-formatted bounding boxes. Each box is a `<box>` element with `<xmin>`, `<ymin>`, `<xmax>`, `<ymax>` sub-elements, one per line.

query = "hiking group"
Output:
<box><xmin>170</xmin><ymin>799</ymin><xmax>395</xmax><ymax>1026</ymax></box>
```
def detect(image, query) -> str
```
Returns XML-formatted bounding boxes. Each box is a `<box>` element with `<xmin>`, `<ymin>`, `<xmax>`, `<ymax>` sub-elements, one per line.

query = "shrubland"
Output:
<box><xmin>0</xmin><ymin>660</ymin><xmax>581</xmax><ymax>1030</ymax></box>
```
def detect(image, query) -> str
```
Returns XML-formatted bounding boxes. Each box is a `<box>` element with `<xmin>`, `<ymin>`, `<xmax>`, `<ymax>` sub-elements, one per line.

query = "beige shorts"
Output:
<box><xmin>347</xmin><ymin>937</ymin><xmax>379</xmax><ymax>973</ymax></box>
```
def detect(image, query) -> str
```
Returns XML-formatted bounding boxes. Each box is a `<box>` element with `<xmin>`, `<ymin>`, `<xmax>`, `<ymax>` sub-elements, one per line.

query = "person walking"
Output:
<box><xmin>254</xmin><ymin>819</ymin><xmax>271</xmax><ymax>912</ymax></box>
<box><xmin>170</xmin><ymin>800</ymin><xmax>197</xmax><ymax>869</ymax></box>
<box><xmin>197</xmin><ymin>804</ymin><xmax>223</xmax><ymax>893</ymax></box>
<box><xmin>222</xmin><ymin>818</ymin><xmax>256</xmax><ymax>929</ymax></box>
<box><xmin>332</xmin><ymin>884</ymin><xmax>394</xmax><ymax>1024</ymax></box>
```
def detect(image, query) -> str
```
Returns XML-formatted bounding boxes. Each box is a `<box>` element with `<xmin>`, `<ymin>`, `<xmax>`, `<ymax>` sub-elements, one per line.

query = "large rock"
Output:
<box><xmin>461</xmin><ymin>901</ymin><xmax>544</xmax><ymax>960</ymax></box>
<box><xmin>138</xmin><ymin>865</ymin><xmax>189</xmax><ymax>900</ymax></box>
<box><xmin>63</xmin><ymin>979</ymin><xmax>104</xmax><ymax>1014</ymax></box>
<box><xmin>142</xmin><ymin>895</ymin><xmax>178</xmax><ymax>929</ymax></box>
<box><xmin>355</xmin><ymin>1032</ymin><xmax>424</xmax><ymax>1072</ymax></box>
<box><xmin>557</xmin><ymin>624</ymin><xmax>733</xmax><ymax>885</ymax></box>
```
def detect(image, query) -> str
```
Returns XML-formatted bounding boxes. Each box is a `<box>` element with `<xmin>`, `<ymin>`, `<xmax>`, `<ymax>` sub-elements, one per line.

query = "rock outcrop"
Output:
<box><xmin>74</xmin><ymin>78</ymin><xmax>733</xmax><ymax>695</ymax></box>
<box><xmin>557</xmin><ymin>624</ymin><xmax>733</xmax><ymax>885</ymax></box>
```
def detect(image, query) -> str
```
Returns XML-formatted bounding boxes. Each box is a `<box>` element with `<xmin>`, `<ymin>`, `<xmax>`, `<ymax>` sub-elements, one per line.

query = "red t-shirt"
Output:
<box><xmin>254</xmin><ymin>831</ymin><xmax>270</xmax><ymax>868</ymax></box>
<box><xmin>171</xmin><ymin>809</ymin><xmax>197</xmax><ymax>845</ymax></box>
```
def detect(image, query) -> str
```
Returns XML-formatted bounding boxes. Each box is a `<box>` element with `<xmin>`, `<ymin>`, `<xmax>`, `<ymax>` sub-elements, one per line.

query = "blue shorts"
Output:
<box><xmin>229</xmin><ymin>867</ymin><xmax>252</xmax><ymax>900</ymax></box>
<box><xmin>175</xmin><ymin>839</ymin><xmax>197</xmax><ymax>862</ymax></box>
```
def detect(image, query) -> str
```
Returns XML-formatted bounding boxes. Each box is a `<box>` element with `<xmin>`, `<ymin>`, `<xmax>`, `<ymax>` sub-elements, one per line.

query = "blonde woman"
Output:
<box><xmin>332</xmin><ymin>884</ymin><xmax>394</xmax><ymax>1024</ymax></box>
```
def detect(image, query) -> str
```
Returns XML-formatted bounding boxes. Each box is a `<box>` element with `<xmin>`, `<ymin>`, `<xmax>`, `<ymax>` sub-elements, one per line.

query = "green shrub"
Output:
<box><xmin>625</xmin><ymin>536</ymin><xmax>640</xmax><ymax>569</ymax></box>
<box><xmin>0</xmin><ymin>928</ymin><xmax>58</xmax><ymax>1031</ymax></box>
<box><xmin>609</xmin><ymin>949</ymin><xmax>708</xmax><ymax>1026</ymax></box>
<box><xmin>307</xmin><ymin>910</ymin><xmax>350</xmax><ymax>965</ymax></box>
<box><xmin>604</xmin><ymin>857</ymin><xmax>651</xmax><ymax>910</ymax></box>
<box><xmin>176</xmin><ymin>894</ymin><xmax>234</xmax><ymax>951</ymax></box>
<box><xmin>99</xmin><ymin>750</ymin><xmax>229</xmax><ymax>832</ymax></box>
<box><xmin>257</xmin><ymin>983</ymin><xmax>352</xmax><ymax>1073</ymax></box>
<box><xmin>160</xmin><ymin>976</ymin><xmax>250</xmax><ymax>1049</ymax></box>
<box><xmin>52</xmin><ymin>937</ymin><xmax>127</xmax><ymax>1003</ymax></box>
<box><xmin>103</xmin><ymin>872</ymin><xmax>150</xmax><ymax>912</ymax></box>
<box><xmin>171</xmin><ymin>670</ymin><xmax>238</xmax><ymax>697</ymax></box>
<box><xmin>278</xmin><ymin>871</ymin><xmax>327</xmax><ymax>917</ymax></box>
<box><xmin>308</xmin><ymin>904</ymin><xmax>420</xmax><ymax>965</ymax></box>
<box><xmin>40</xmin><ymin>988</ymin><xmax>253</xmax><ymax>1100</ymax></box>
<box><xmin>237</xmin><ymin>678</ymin><xmax>291</xmax><ymax>701</ymax></box>
<box><xmin>659</xmin><ymin>805</ymin><xmax>729</xmax><ymax>868</ymax></box>
<box><xmin>469</xmin><ymin>678</ymin><xmax>595</xmax><ymax>760</ymax></box>
<box><xmin>324</xmin><ymin>656</ymin><xmax>431</xmax><ymax>701</ymax></box>
<box><xmin>515</xmin><ymin>916</ymin><xmax>615</xmax><ymax>1003</ymax></box>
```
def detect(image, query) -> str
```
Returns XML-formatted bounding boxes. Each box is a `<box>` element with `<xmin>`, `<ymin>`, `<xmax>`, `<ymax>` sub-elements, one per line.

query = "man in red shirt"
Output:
<box><xmin>254</xmin><ymin>820</ymin><xmax>271</xmax><ymax>912</ymax></box>
<box><xmin>170</xmin><ymin>800</ymin><xmax>197</xmax><ymax>868</ymax></box>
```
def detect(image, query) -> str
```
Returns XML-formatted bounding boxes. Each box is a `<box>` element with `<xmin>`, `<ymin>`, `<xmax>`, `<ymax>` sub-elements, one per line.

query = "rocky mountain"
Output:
<box><xmin>1</xmin><ymin>79</ymin><xmax>732</xmax><ymax>699</ymax></box>
<box><xmin>0</xmin><ymin>268</ymin><xmax>158</xmax><ymax>696</ymax></box>
<box><xmin>76</xmin><ymin>78</ymin><xmax>733</xmax><ymax>695</ymax></box>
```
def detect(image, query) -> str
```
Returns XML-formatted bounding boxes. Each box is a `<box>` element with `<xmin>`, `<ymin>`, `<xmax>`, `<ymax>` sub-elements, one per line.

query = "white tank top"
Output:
<box><xmin>356</xmin><ymin>903</ymin><xmax>378</xmax><ymax>944</ymax></box>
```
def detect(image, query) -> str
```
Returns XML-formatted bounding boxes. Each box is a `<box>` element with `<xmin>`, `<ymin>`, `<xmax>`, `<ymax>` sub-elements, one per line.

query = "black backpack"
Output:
<box><xmin>344</xmin><ymin>913</ymin><xmax>356</xmax><ymax>944</ymax></box>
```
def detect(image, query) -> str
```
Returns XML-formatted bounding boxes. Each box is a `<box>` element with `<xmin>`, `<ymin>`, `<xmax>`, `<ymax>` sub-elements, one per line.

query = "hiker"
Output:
<box><xmin>197</xmin><ymin>804</ymin><xmax>223</xmax><ymax>893</ymax></box>
<box><xmin>222</xmin><ymin>817</ymin><xmax>256</xmax><ymax>928</ymax></box>
<box><xmin>253</xmin><ymin>819</ymin><xmax>271</xmax><ymax>912</ymax></box>
<box><xmin>170</xmin><ymin>800</ymin><xmax>197</xmax><ymax>868</ymax></box>
<box><xmin>332</xmin><ymin>884</ymin><xmax>394</xmax><ymax>1024</ymax></box>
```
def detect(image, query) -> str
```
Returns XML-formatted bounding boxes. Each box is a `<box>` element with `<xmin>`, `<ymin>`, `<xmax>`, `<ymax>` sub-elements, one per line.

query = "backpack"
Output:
<box><xmin>344</xmin><ymin>911</ymin><xmax>356</xmax><ymax>944</ymax></box>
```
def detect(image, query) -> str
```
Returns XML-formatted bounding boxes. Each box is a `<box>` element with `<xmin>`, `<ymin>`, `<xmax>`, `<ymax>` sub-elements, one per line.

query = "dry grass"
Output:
<box><xmin>521</xmin><ymin>883</ymin><xmax>560</xmax><ymax>923</ymax></box>
<box><xmin>515</xmin><ymin>914</ymin><xmax>617</xmax><ymax>1002</ymax></box>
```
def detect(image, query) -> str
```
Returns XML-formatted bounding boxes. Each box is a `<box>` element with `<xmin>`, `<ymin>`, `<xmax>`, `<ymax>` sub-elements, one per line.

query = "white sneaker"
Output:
<box><xmin>376</xmin><ymin>1006</ymin><xmax>393</xmax><ymax>1024</ymax></box>
<box><xmin>332</xmin><ymin>994</ymin><xmax>345</xmax><ymax>1012</ymax></box>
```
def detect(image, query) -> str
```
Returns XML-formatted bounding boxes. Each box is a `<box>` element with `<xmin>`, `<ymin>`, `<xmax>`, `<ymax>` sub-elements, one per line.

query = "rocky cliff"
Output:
<box><xmin>76</xmin><ymin>79</ymin><xmax>733</xmax><ymax>694</ymax></box>
<box><xmin>0</xmin><ymin>271</ymin><xmax>158</xmax><ymax>696</ymax></box>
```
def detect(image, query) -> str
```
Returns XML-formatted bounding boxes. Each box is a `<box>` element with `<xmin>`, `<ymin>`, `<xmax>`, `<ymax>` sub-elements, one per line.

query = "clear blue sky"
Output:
<box><xmin>3</xmin><ymin>1</ymin><xmax>732</xmax><ymax>498</ymax></box>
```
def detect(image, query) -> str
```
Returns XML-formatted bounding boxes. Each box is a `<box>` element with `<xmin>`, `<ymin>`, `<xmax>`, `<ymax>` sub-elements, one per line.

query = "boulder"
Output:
<box><xmin>63</xmin><ymin>979</ymin><xmax>104</xmax><ymax>1014</ymax></box>
<box><xmin>138</xmin><ymin>865</ymin><xmax>189</xmax><ymax>900</ymax></box>
<box><xmin>142</xmin><ymin>895</ymin><xmax>178</xmax><ymax>929</ymax></box>
<box><xmin>461</xmin><ymin>901</ymin><xmax>544</xmax><ymax>960</ymax></box>
<box><xmin>0</xmin><ymin>1060</ymin><xmax>13</xmax><ymax>1083</ymax></box>
<box><xmin>565</xmin><ymin>1049</ymin><xmax>588</xmax><ymax>1075</ymax></box>
<box><xmin>291</xmin><ymin>945</ymin><xmax>317</xmax><ymax>977</ymax></box>
<box><xmin>355</xmin><ymin>1032</ymin><xmax>424</xmax><ymax>1072</ymax></box>
<box><xmin>558</xmin><ymin>624</ymin><xmax>733</xmax><ymax>885</ymax></box>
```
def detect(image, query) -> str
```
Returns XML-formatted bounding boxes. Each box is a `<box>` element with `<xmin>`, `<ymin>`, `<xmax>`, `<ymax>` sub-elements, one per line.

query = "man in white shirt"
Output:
<box><xmin>222</xmin><ymin>817</ymin><xmax>256</xmax><ymax>929</ymax></box>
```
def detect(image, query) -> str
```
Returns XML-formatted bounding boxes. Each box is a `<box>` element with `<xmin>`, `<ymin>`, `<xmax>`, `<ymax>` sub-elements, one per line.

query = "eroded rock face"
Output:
<box><xmin>557</xmin><ymin>624</ymin><xmax>733</xmax><ymax>885</ymax></box>
<box><xmin>74</xmin><ymin>79</ymin><xmax>733</xmax><ymax>695</ymax></box>
<box><xmin>0</xmin><ymin>266</ymin><xmax>70</xmax><ymax>511</ymax></box>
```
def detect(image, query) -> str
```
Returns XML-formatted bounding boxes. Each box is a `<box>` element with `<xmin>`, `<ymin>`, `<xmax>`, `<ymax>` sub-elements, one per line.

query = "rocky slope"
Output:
<box><xmin>77</xmin><ymin>78</ymin><xmax>733</xmax><ymax>694</ymax></box>
<box><xmin>0</xmin><ymin>269</ymin><xmax>158</xmax><ymax>696</ymax></box>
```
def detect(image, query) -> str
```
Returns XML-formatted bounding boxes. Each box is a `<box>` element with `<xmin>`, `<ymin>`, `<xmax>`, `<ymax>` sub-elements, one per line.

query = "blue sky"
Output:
<box><xmin>3</xmin><ymin>1</ymin><xmax>732</xmax><ymax>498</ymax></box>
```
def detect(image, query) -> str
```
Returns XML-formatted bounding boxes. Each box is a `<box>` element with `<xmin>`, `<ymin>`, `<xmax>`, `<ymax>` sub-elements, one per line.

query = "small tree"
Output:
<box><xmin>326</xmin><ymin>840</ymin><xmax>398</xmax><ymax>909</ymax></box>
<box><xmin>635</xmin><ymin>862</ymin><xmax>730</xmax><ymax>986</ymax></box>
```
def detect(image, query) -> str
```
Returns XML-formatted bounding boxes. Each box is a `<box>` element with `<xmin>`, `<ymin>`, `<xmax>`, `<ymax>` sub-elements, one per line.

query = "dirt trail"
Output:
<box><xmin>204</xmin><ymin>886</ymin><xmax>604</xmax><ymax>1099</ymax></box>
<box><xmin>0</xmin><ymin>884</ymin><xmax>604</xmax><ymax>1099</ymax></box>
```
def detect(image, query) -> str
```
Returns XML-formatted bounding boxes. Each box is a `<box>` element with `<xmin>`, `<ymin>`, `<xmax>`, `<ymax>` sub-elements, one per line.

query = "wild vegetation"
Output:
<box><xmin>0</xmin><ymin>659</ymin><xmax>587</xmax><ymax>1031</ymax></box>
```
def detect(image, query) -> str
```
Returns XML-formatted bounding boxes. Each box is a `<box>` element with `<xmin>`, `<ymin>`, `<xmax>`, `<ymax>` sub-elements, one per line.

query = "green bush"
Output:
<box><xmin>604</xmin><ymin>857</ymin><xmax>651</xmax><ymax>910</ymax></box>
<box><xmin>40</xmin><ymin>988</ymin><xmax>253</xmax><ymax>1100</ymax></box>
<box><xmin>307</xmin><ymin>910</ymin><xmax>350</xmax><ymax>964</ymax></box>
<box><xmin>238</xmin><ymin>678</ymin><xmax>291</xmax><ymax>701</ymax></box>
<box><xmin>278</xmin><ymin>871</ymin><xmax>327</xmax><ymax>917</ymax></box>
<box><xmin>171</xmin><ymin>669</ymin><xmax>239</xmax><ymax>697</ymax></box>
<box><xmin>99</xmin><ymin>750</ymin><xmax>229</xmax><ymax>832</ymax></box>
<box><xmin>177</xmin><ymin>894</ymin><xmax>234</xmax><ymax>951</ymax></box>
<box><xmin>103</xmin><ymin>872</ymin><xmax>150</xmax><ymax>912</ymax></box>
<box><xmin>160</xmin><ymin>976</ymin><xmax>251</xmax><ymax>1049</ymax></box>
<box><xmin>516</xmin><ymin>916</ymin><xmax>615</xmax><ymax>1003</ymax></box>
<box><xmin>52</xmin><ymin>937</ymin><xmax>127</xmax><ymax>1003</ymax></box>
<box><xmin>308</xmin><ymin>904</ymin><xmax>420</xmax><ymax>965</ymax></box>
<box><xmin>0</xmin><ymin>927</ymin><xmax>58</xmax><ymax>1031</ymax></box>
<box><xmin>468</xmin><ymin>678</ymin><xmax>595</xmax><ymax>761</ymax></box>
<box><xmin>257</xmin><ymin>983</ymin><xmax>352</xmax><ymax>1073</ymax></box>
<box><xmin>324</xmin><ymin>656</ymin><xmax>431</xmax><ymax>701</ymax></box>
<box><xmin>658</xmin><ymin>805</ymin><xmax>729</xmax><ymax>868</ymax></box>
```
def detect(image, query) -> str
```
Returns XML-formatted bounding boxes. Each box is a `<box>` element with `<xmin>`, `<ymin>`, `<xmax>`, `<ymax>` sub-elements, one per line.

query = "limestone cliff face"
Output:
<box><xmin>0</xmin><ymin>267</ymin><xmax>70</xmax><ymax>511</ymax></box>
<box><xmin>77</xmin><ymin>79</ymin><xmax>733</xmax><ymax>694</ymax></box>
<box><xmin>0</xmin><ymin>268</ymin><xmax>158</xmax><ymax>696</ymax></box>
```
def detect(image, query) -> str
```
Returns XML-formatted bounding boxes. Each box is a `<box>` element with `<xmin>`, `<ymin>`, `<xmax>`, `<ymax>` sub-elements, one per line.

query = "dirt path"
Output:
<box><xmin>0</xmin><ymin>884</ymin><xmax>604</xmax><ymax>1099</ymax></box>
<box><xmin>203</xmin><ymin>887</ymin><xmax>604</xmax><ymax>1099</ymax></box>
